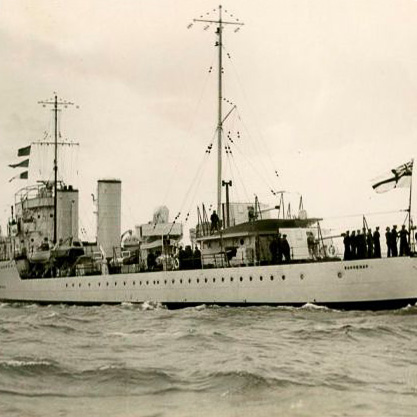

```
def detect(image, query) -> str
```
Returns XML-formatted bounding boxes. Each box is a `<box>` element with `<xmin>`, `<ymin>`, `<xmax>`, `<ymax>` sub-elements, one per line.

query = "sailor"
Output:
<box><xmin>184</xmin><ymin>245</ymin><xmax>193</xmax><ymax>269</ymax></box>
<box><xmin>391</xmin><ymin>225</ymin><xmax>398</xmax><ymax>257</ymax></box>
<box><xmin>350</xmin><ymin>230</ymin><xmax>356</xmax><ymax>259</ymax></box>
<box><xmin>399</xmin><ymin>225</ymin><xmax>410</xmax><ymax>256</ymax></box>
<box><xmin>385</xmin><ymin>227</ymin><xmax>392</xmax><ymax>257</ymax></box>
<box><xmin>248</xmin><ymin>206</ymin><xmax>255</xmax><ymax>221</ymax></box>
<box><xmin>281</xmin><ymin>234</ymin><xmax>291</xmax><ymax>263</ymax></box>
<box><xmin>356</xmin><ymin>229</ymin><xmax>366</xmax><ymax>259</ymax></box>
<box><xmin>210</xmin><ymin>210</ymin><xmax>220</xmax><ymax>233</ymax></box>
<box><xmin>307</xmin><ymin>231</ymin><xmax>316</xmax><ymax>260</ymax></box>
<box><xmin>178</xmin><ymin>246</ymin><xmax>186</xmax><ymax>270</ymax></box>
<box><xmin>373</xmin><ymin>227</ymin><xmax>381</xmax><ymax>258</ymax></box>
<box><xmin>343</xmin><ymin>231</ymin><xmax>351</xmax><ymax>260</ymax></box>
<box><xmin>147</xmin><ymin>251</ymin><xmax>156</xmax><ymax>271</ymax></box>
<box><xmin>193</xmin><ymin>245</ymin><xmax>202</xmax><ymax>269</ymax></box>
<box><xmin>366</xmin><ymin>229</ymin><xmax>373</xmax><ymax>259</ymax></box>
<box><xmin>269</xmin><ymin>235</ymin><xmax>279</xmax><ymax>264</ymax></box>
<box><xmin>277</xmin><ymin>233</ymin><xmax>283</xmax><ymax>263</ymax></box>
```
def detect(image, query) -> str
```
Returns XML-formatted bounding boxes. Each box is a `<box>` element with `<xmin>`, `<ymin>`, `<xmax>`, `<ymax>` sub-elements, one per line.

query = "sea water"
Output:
<box><xmin>1</xmin><ymin>302</ymin><xmax>417</xmax><ymax>417</ymax></box>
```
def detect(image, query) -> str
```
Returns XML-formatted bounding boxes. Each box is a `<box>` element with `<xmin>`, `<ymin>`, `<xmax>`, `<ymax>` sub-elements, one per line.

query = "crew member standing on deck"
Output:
<box><xmin>210</xmin><ymin>210</ymin><xmax>220</xmax><ymax>234</ymax></box>
<box><xmin>269</xmin><ymin>235</ymin><xmax>278</xmax><ymax>264</ymax></box>
<box><xmin>366</xmin><ymin>229</ymin><xmax>373</xmax><ymax>258</ymax></box>
<box><xmin>373</xmin><ymin>227</ymin><xmax>381</xmax><ymax>258</ymax></box>
<box><xmin>281</xmin><ymin>234</ymin><xmax>291</xmax><ymax>263</ymax></box>
<box><xmin>350</xmin><ymin>230</ymin><xmax>357</xmax><ymax>259</ymax></box>
<box><xmin>391</xmin><ymin>225</ymin><xmax>398</xmax><ymax>257</ymax></box>
<box><xmin>343</xmin><ymin>231</ymin><xmax>351</xmax><ymax>260</ymax></box>
<box><xmin>399</xmin><ymin>225</ymin><xmax>410</xmax><ymax>256</ymax></box>
<box><xmin>385</xmin><ymin>227</ymin><xmax>392</xmax><ymax>257</ymax></box>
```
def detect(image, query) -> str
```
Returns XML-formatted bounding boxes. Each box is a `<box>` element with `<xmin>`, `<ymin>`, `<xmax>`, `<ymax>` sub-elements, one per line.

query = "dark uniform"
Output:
<box><xmin>385</xmin><ymin>227</ymin><xmax>391</xmax><ymax>257</ymax></box>
<box><xmin>269</xmin><ymin>236</ymin><xmax>278</xmax><ymax>264</ymax></box>
<box><xmin>357</xmin><ymin>229</ymin><xmax>367</xmax><ymax>259</ymax></box>
<box><xmin>343</xmin><ymin>231</ymin><xmax>351</xmax><ymax>260</ymax></box>
<box><xmin>373</xmin><ymin>227</ymin><xmax>381</xmax><ymax>258</ymax></box>
<box><xmin>210</xmin><ymin>210</ymin><xmax>220</xmax><ymax>233</ymax></box>
<box><xmin>366</xmin><ymin>230</ymin><xmax>373</xmax><ymax>258</ymax></box>
<box><xmin>350</xmin><ymin>231</ymin><xmax>357</xmax><ymax>259</ymax></box>
<box><xmin>399</xmin><ymin>225</ymin><xmax>409</xmax><ymax>256</ymax></box>
<box><xmin>281</xmin><ymin>235</ymin><xmax>291</xmax><ymax>263</ymax></box>
<box><xmin>391</xmin><ymin>225</ymin><xmax>398</xmax><ymax>257</ymax></box>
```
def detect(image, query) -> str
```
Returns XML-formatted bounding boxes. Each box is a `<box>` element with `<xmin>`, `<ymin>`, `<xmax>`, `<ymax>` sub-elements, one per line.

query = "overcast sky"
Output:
<box><xmin>1</xmin><ymin>0</ymin><xmax>417</xmax><ymax>240</ymax></box>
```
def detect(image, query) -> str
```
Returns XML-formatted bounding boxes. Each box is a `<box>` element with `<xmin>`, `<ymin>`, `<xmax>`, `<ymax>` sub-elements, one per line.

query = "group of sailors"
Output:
<box><xmin>269</xmin><ymin>233</ymin><xmax>291</xmax><ymax>264</ymax></box>
<box><xmin>342</xmin><ymin>225</ymin><xmax>411</xmax><ymax>260</ymax></box>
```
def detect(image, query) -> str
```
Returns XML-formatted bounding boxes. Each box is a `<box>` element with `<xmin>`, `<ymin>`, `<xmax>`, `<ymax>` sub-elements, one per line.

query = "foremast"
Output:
<box><xmin>194</xmin><ymin>5</ymin><xmax>244</xmax><ymax>219</ymax></box>
<box><xmin>38</xmin><ymin>94</ymin><xmax>75</xmax><ymax>244</ymax></box>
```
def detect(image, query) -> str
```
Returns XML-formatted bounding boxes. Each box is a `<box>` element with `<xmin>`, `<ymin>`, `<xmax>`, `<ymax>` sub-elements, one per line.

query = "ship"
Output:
<box><xmin>1</xmin><ymin>6</ymin><xmax>417</xmax><ymax>310</ymax></box>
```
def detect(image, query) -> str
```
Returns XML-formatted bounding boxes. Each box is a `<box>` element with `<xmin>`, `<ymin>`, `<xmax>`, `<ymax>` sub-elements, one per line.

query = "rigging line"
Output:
<box><xmin>235</xmin><ymin>108</ymin><xmax>277</xmax><ymax>192</ymax></box>
<box><xmin>176</xmin><ymin>150</ymin><xmax>212</xmax><ymax>221</ymax></box>
<box><xmin>227</xmin><ymin>127</ymin><xmax>275</xmax><ymax>195</ymax></box>
<box><xmin>224</xmin><ymin>147</ymin><xmax>244</xmax><ymax>203</ymax></box>
<box><xmin>161</xmin><ymin>50</ymin><xmax>217</xmax><ymax>204</ymax></box>
<box><xmin>176</xmin><ymin>125</ymin><xmax>218</xmax><ymax>214</ymax></box>
<box><xmin>227</xmin><ymin>148</ymin><xmax>251</xmax><ymax>203</ymax></box>
<box><xmin>184</xmin><ymin>153</ymin><xmax>213</xmax><ymax>224</ymax></box>
<box><xmin>224</xmin><ymin>45</ymin><xmax>280</xmax><ymax>182</ymax></box>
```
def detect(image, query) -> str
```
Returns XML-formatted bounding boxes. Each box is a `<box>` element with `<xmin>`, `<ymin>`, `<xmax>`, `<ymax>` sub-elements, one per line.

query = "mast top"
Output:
<box><xmin>191</xmin><ymin>6</ymin><xmax>244</xmax><ymax>220</ymax></box>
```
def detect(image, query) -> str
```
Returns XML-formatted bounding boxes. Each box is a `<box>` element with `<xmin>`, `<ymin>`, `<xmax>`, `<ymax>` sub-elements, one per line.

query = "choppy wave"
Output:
<box><xmin>1</xmin><ymin>303</ymin><xmax>417</xmax><ymax>416</ymax></box>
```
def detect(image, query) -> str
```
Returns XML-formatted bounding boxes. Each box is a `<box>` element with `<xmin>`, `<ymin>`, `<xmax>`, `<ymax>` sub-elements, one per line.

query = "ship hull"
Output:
<box><xmin>1</xmin><ymin>257</ymin><xmax>417</xmax><ymax>309</ymax></box>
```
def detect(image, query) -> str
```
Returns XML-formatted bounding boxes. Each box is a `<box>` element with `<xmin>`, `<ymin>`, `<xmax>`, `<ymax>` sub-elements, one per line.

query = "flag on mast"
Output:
<box><xmin>17</xmin><ymin>145</ymin><xmax>31</xmax><ymax>157</ymax></box>
<box><xmin>372</xmin><ymin>160</ymin><xmax>413</xmax><ymax>193</ymax></box>
<box><xmin>8</xmin><ymin>171</ymin><xmax>28</xmax><ymax>182</ymax></box>
<box><xmin>8</xmin><ymin>159</ymin><xmax>29</xmax><ymax>169</ymax></box>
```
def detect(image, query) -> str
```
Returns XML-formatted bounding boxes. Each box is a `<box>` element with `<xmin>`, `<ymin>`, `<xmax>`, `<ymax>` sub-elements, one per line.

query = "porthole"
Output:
<box><xmin>98</xmin><ymin>282</ymin><xmax>101</xmax><ymax>287</ymax></box>
<box><xmin>172</xmin><ymin>279</ymin><xmax>175</xmax><ymax>284</ymax></box>
<box><xmin>270</xmin><ymin>275</ymin><xmax>274</xmax><ymax>281</ymax></box>
<box><xmin>240</xmin><ymin>277</ymin><xmax>243</xmax><ymax>282</ymax></box>
<box><xmin>88</xmin><ymin>283</ymin><xmax>91</xmax><ymax>287</ymax></box>
<box><xmin>72</xmin><ymin>283</ymin><xmax>74</xmax><ymax>287</ymax></box>
<box><xmin>222</xmin><ymin>277</ymin><xmax>225</xmax><ymax>282</ymax></box>
<box><xmin>205</xmin><ymin>278</ymin><xmax>208</xmax><ymax>283</ymax></box>
<box><xmin>259</xmin><ymin>276</ymin><xmax>263</xmax><ymax>281</ymax></box>
<box><xmin>230</xmin><ymin>277</ymin><xmax>234</xmax><ymax>282</ymax></box>
<box><xmin>197</xmin><ymin>278</ymin><xmax>200</xmax><ymax>283</ymax></box>
<box><xmin>249</xmin><ymin>276</ymin><xmax>253</xmax><ymax>282</ymax></box>
<box><xmin>188</xmin><ymin>278</ymin><xmax>191</xmax><ymax>284</ymax></box>
<box><xmin>282</xmin><ymin>275</ymin><xmax>286</xmax><ymax>281</ymax></box>
<box><xmin>115</xmin><ymin>282</ymin><xmax>117</xmax><ymax>286</ymax></box>
<box><xmin>106</xmin><ymin>282</ymin><xmax>109</xmax><ymax>286</ymax></box>
<box><xmin>213</xmin><ymin>278</ymin><xmax>216</xmax><ymax>283</ymax></box>
<box><xmin>146</xmin><ymin>281</ymin><xmax>149</xmax><ymax>285</ymax></box>
<box><xmin>180</xmin><ymin>279</ymin><xmax>183</xmax><ymax>284</ymax></box>
<box><xmin>79</xmin><ymin>283</ymin><xmax>81</xmax><ymax>287</ymax></box>
<box><xmin>133</xmin><ymin>281</ymin><xmax>136</xmax><ymax>285</ymax></box>
<box><xmin>157</xmin><ymin>280</ymin><xmax>159</xmax><ymax>285</ymax></box>
<box><xmin>123</xmin><ymin>281</ymin><xmax>126</xmax><ymax>286</ymax></box>
<box><xmin>337</xmin><ymin>272</ymin><xmax>343</xmax><ymax>279</ymax></box>
<box><xmin>66</xmin><ymin>283</ymin><xmax>68</xmax><ymax>288</ymax></box>
<box><xmin>300</xmin><ymin>274</ymin><xmax>304</xmax><ymax>280</ymax></box>
<box><xmin>164</xmin><ymin>280</ymin><xmax>167</xmax><ymax>285</ymax></box>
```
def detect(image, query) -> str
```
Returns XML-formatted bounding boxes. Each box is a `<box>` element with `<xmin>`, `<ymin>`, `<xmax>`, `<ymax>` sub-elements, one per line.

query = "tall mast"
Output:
<box><xmin>217</xmin><ymin>5</ymin><xmax>223</xmax><ymax>216</ymax></box>
<box><xmin>193</xmin><ymin>5</ymin><xmax>244</xmax><ymax>220</ymax></box>
<box><xmin>408</xmin><ymin>158</ymin><xmax>414</xmax><ymax>240</ymax></box>
<box><xmin>38</xmin><ymin>94</ymin><xmax>75</xmax><ymax>244</ymax></box>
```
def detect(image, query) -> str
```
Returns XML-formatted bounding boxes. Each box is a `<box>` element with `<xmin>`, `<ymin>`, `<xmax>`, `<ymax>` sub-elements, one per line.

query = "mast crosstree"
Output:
<box><xmin>38</xmin><ymin>94</ymin><xmax>76</xmax><ymax>244</ymax></box>
<box><xmin>192</xmin><ymin>5</ymin><xmax>244</xmax><ymax>220</ymax></box>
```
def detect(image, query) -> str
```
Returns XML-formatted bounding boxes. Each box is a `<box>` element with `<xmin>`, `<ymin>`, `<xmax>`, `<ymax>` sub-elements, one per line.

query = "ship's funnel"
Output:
<box><xmin>96</xmin><ymin>179</ymin><xmax>121</xmax><ymax>258</ymax></box>
<box><xmin>57</xmin><ymin>185</ymin><xmax>79</xmax><ymax>241</ymax></box>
